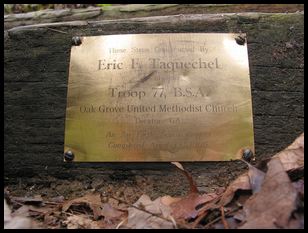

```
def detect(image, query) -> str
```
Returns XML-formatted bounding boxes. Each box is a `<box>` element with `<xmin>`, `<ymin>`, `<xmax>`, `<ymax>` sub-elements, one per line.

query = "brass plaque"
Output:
<box><xmin>64</xmin><ymin>33</ymin><xmax>254</xmax><ymax>162</ymax></box>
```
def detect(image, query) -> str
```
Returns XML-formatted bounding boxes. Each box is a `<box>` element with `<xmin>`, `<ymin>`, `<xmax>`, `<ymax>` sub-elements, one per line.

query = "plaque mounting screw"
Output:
<box><xmin>72</xmin><ymin>36</ymin><xmax>82</xmax><ymax>46</ymax></box>
<box><xmin>64</xmin><ymin>150</ymin><xmax>74</xmax><ymax>162</ymax></box>
<box><xmin>242</xmin><ymin>149</ymin><xmax>254</xmax><ymax>162</ymax></box>
<box><xmin>235</xmin><ymin>35</ymin><xmax>246</xmax><ymax>45</ymax></box>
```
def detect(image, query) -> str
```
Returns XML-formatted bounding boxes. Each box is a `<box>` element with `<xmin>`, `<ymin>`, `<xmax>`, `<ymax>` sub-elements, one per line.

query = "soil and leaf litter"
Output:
<box><xmin>4</xmin><ymin>133</ymin><xmax>304</xmax><ymax>229</ymax></box>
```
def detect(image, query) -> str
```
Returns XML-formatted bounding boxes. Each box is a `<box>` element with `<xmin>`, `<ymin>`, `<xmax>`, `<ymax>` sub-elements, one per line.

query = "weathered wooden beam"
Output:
<box><xmin>4</xmin><ymin>4</ymin><xmax>304</xmax><ymax>29</ymax></box>
<box><xmin>4</xmin><ymin>13</ymin><xmax>304</xmax><ymax>198</ymax></box>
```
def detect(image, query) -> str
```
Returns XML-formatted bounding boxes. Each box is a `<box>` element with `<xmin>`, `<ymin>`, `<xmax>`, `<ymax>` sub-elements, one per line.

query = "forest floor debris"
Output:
<box><xmin>4</xmin><ymin>133</ymin><xmax>304</xmax><ymax>229</ymax></box>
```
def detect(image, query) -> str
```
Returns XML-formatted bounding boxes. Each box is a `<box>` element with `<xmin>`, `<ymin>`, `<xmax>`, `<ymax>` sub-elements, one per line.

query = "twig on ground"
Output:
<box><xmin>43</xmin><ymin>201</ymin><xmax>62</xmax><ymax>205</ymax></box>
<box><xmin>191</xmin><ymin>210</ymin><xmax>208</xmax><ymax>228</ymax></box>
<box><xmin>220</xmin><ymin>206</ymin><xmax>229</xmax><ymax>229</ymax></box>
<box><xmin>46</xmin><ymin>27</ymin><xmax>68</xmax><ymax>34</ymax></box>
<box><xmin>204</xmin><ymin>206</ymin><xmax>241</xmax><ymax>229</ymax></box>
<box><xmin>116</xmin><ymin>217</ymin><xmax>128</xmax><ymax>229</ymax></box>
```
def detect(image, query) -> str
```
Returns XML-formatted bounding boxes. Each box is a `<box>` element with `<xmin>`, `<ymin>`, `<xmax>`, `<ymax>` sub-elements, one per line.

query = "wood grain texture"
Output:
<box><xmin>4</xmin><ymin>13</ymin><xmax>304</xmax><ymax>196</ymax></box>
<box><xmin>4</xmin><ymin>4</ymin><xmax>304</xmax><ymax>29</ymax></box>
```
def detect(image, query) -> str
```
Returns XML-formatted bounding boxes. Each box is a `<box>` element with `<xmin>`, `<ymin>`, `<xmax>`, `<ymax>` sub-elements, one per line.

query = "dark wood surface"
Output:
<box><xmin>4</xmin><ymin>13</ymin><xmax>304</xmax><ymax>196</ymax></box>
<box><xmin>4</xmin><ymin>4</ymin><xmax>304</xmax><ymax>29</ymax></box>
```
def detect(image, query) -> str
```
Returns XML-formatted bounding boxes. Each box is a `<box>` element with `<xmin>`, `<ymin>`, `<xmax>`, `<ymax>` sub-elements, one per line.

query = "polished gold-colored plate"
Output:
<box><xmin>64</xmin><ymin>33</ymin><xmax>254</xmax><ymax>162</ymax></box>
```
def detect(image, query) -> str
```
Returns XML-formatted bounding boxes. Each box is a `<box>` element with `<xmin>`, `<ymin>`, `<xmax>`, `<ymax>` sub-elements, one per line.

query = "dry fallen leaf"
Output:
<box><xmin>171</xmin><ymin>162</ymin><xmax>198</xmax><ymax>193</ymax></box>
<box><xmin>161</xmin><ymin>195</ymin><xmax>182</xmax><ymax>206</ymax></box>
<box><xmin>44</xmin><ymin>214</ymin><xmax>60</xmax><ymax>228</ymax></box>
<box><xmin>212</xmin><ymin>133</ymin><xmax>304</xmax><ymax>229</ymax></box>
<box><xmin>169</xmin><ymin>192</ymin><xmax>218</xmax><ymax>220</ymax></box>
<box><xmin>171</xmin><ymin>162</ymin><xmax>184</xmax><ymax>170</ymax></box>
<box><xmin>4</xmin><ymin>199</ymin><xmax>12</xmax><ymax>223</ymax></box>
<box><xmin>62</xmin><ymin>192</ymin><xmax>102</xmax><ymax>220</ymax></box>
<box><xmin>273</xmin><ymin>133</ymin><xmax>304</xmax><ymax>172</ymax></box>
<box><xmin>101</xmin><ymin>203</ymin><xmax>126</xmax><ymax>220</ymax></box>
<box><xmin>11</xmin><ymin>205</ymin><xmax>30</xmax><ymax>218</ymax></box>
<box><xmin>292</xmin><ymin>179</ymin><xmax>304</xmax><ymax>196</ymax></box>
<box><xmin>285</xmin><ymin>133</ymin><xmax>304</xmax><ymax>150</ymax></box>
<box><xmin>239</xmin><ymin>157</ymin><xmax>298</xmax><ymax>229</ymax></box>
<box><xmin>216</xmin><ymin>173</ymin><xmax>250</xmax><ymax>207</ymax></box>
<box><xmin>4</xmin><ymin>199</ymin><xmax>33</xmax><ymax>229</ymax></box>
<box><xmin>246</xmin><ymin>162</ymin><xmax>265</xmax><ymax>194</ymax></box>
<box><xmin>213</xmin><ymin>216</ymin><xmax>239</xmax><ymax>229</ymax></box>
<box><xmin>274</xmin><ymin>148</ymin><xmax>304</xmax><ymax>172</ymax></box>
<box><xmin>63</xmin><ymin>214</ymin><xmax>101</xmax><ymax>229</ymax></box>
<box><xmin>125</xmin><ymin>194</ymin><xmax>175</xmax><ymax>229</ymax></box>
<box><xmin>218</xmin><ymin>172</ymin><xmax>251</xmax><ymax>206</ymax></box>
<box><xmin>169</xmin><ymin>162</ymin><xmax>220</xmax><ymax>221</ymax></box>
<box><xmin>216</xmin><ymin>161</ymin><xmax>265</xmax><ymax>207</ymax></box>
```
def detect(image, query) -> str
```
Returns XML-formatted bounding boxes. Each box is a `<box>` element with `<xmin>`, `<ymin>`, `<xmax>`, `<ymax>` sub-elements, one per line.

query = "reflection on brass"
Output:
<box><xmin>64</xmin><ymin>33</ymin><xmax>254</xmax><ymax>162</ymax></box>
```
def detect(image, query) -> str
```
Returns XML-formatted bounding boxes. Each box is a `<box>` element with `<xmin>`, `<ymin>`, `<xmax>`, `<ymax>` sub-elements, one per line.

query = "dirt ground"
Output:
<box><xmin>5</xmin><ymin>161</ymin><xmax>247</xmax><ymax>205</ymax></box>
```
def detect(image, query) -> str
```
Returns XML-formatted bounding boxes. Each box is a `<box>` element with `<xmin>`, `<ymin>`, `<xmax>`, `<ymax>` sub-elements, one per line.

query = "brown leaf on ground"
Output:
<box><xmin>171</xmin><ymin>161</ymin><xmax>184</xmax><ymax>170</ymax></box>
<box><xmin>63</xmin><ymin>214</ymin><xmax>101</xmax><ymax>229</ymax></box>
<box><xmin>169</xmin><ymin>192</ymin><xmax>218</xmax><ymax>220</ymax></box>
<box><xmin>107</xmin><ymin>197</ymin><xmax>128</xmax><ymax>211</ymax></box>
<box><xmin>161</xmin><ymin>195</ymin><xmax>182</xmax><ymax>206</ymax></box>
<box><xmin>216</xmin><ymin>161</ymin><xmax>265</xmax><ymax>207</ymax></box>
<box><xmin>245</xmin><ymin>162</ymin><xmax>265</xmax><ymax>194</ymax></box>
<box><xmin>11</xmin><ymin>205</ymin><xmax>30</xmax><ymax>218</ymax></box>
<box><xmin>169</xmin><ymin>162</ymin><xmax>220</xmax><ymax>221</ymax></box>
<box><xmin>4</xmin><ymin>199</ymin><xmax>12</xmax><ymax>222</ymax></box>
<box><xmin>213</xmin><ymin>172</ymin><xmax>247</xmax><ymax>208</ymax></box>
<box><xmin>216</xmin><ymin>172</ymin><xmax>250</xmax><ymax>207</ymax></box>
<box><xmin>273</xmin><ymin>133</ymin><xmax>304</xmax><ymax>172</ymax></box>
<box><xmin>274</xmin><ymin>149</ymin><xmax>304</xmax><ymax>172</ymax></box>
<box><xmin>125</xmin><ymin>194</ymin><xmax>175</xmax><ymax>229</ymax></box>
<box><xmin>239</xmin><ymin>157</ymin><xmax>298</xmax><ymax>229</ymax></box>
<box><xmin>213</xmin><ymin>216</ymin><xmax>239</xmax><ymax>229</ymax></box>
<box><xmin>44</xmin><ymin>214</ymin><xmax>60</xmax><ymax>228</ymax></box>
<box><xmin>62</xmin><ymin>192</ymin><xmax>102</xmax><ymax>220</ymax></box>
<box><xmin>292</xmin><ymin>179</ymin><xmax>304</xmax><ymax>196</ymax></box>
<box><xmin>285</xmin><ymin>133</ymin><xmax>304</xmax><ymax>150</ymax></box>
<box><xmin>171</xmin><ymin>162</ymin><xmax>198</xmax><ymax>193</ymax></box>
<box><xmin>286</xmin><ymin>214</ymin><xmax>304</xmax><ymax>229</ymax></box>
<box><xmin>208</xmin><ymin>133</ymin><xmax>304</xmax><ymax>229</ymax></box>
<box><xmin>4</xmin><ymin>199</ymin><xmax>33</xmax><ymax>229</ymax></box>
<box><xmin>101</xmin><ymin>203</ymin><xmax>126</xmax><ymax>220</ymax></box>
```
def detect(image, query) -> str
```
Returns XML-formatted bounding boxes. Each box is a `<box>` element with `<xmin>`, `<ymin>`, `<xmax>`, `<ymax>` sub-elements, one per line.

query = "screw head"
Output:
<box><xmin>72</xmin><ymin>36</ymin><xmax>82</xmax><ymax>46</ymax></box>
<box><xmin>64</xmin><ymin>150</ymin><xmax>74</xmax><ymax>162</ymax></box>
<box><xmin>235</xmin><ymin>35</ymin><xmax>246</xmax><ymax>45</ymax></box>
<box><xmin>242</xmin><ymin>149</ymin><xmax>253</xmax><ymax>162</ymax></box>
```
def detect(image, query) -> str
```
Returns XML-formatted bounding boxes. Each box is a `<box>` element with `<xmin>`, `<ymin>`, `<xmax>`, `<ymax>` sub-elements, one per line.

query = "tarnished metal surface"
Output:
<box><xmin>64</xmin><ymin>33</ymin><xmax>254</xmax><ymax>161</ymax></box>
